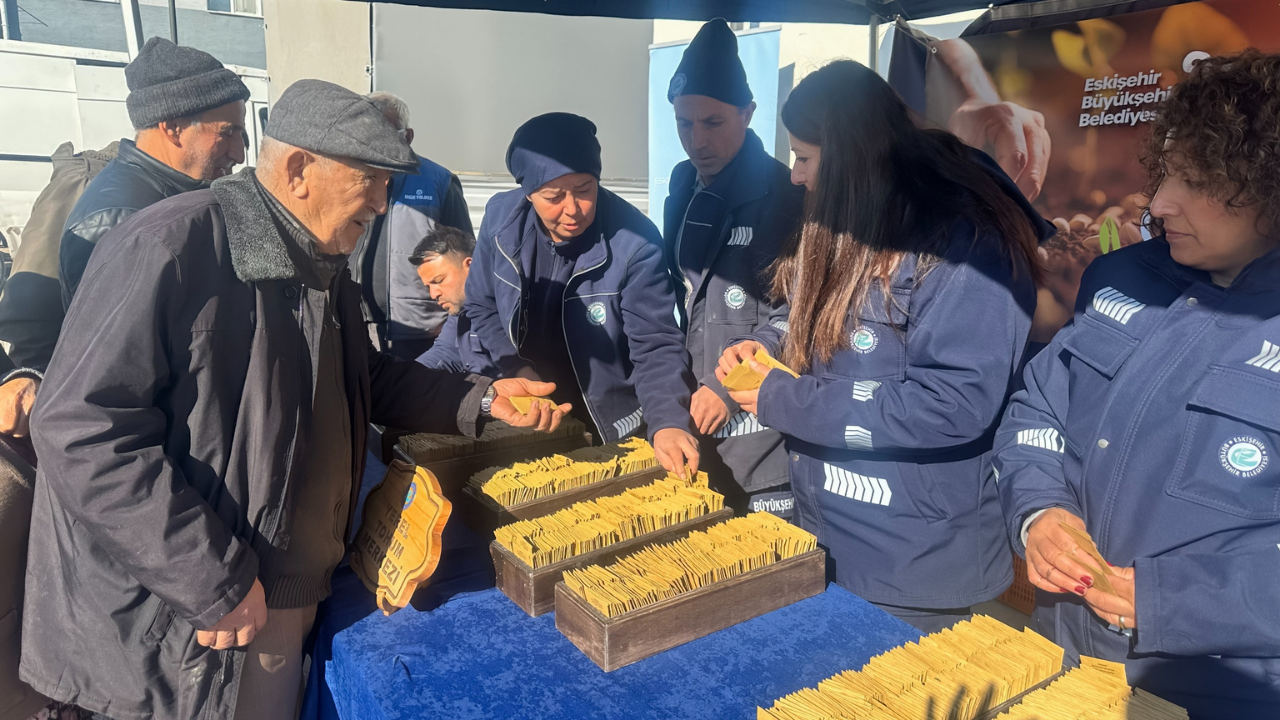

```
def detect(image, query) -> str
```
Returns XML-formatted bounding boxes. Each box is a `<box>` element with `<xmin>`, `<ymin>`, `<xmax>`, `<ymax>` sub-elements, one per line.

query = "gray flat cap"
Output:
<box><xmin>265</xmin><ymin>79</ymin><xmax>419</xmax><ymax>173</ymax></box>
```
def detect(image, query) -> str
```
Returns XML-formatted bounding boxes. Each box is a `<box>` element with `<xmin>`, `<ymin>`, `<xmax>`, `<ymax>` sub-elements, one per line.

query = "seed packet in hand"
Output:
<box><xmin>1059</xmin><ymin>523</ymin><xmax>1116</xmax><ymax>594</ymax></box>
<box><xmin>721</xmin><ymin>349</ymin><xmax>800</xmax><ymax>391</ymax></box>
<box><xmin>510</xmin><ymin>395</ymin><xmax>555</xmax><ymax>415</ymax></box>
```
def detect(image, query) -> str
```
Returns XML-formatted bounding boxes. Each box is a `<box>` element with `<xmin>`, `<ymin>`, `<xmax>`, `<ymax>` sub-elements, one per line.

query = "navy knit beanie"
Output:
<box><xmin>505</xmin><ymin>113</ymin><xmax>602</xmax><ymax>196</ymax></box>
<box><xmin>668</xmin><ymin>19</ymin><xmax>753</xmax><ymax>107</ymax></box>
<box><xmin>125</xmin><ymin>37</ymin><xmax>251</xmax><ymax>130</ymax></box>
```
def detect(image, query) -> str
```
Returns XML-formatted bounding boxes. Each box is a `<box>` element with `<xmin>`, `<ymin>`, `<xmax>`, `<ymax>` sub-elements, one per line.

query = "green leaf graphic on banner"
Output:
<box><xmin>1099</xmin><ymin>216</ymin><xmax>1121</xmax><ymax>254</ymax></box>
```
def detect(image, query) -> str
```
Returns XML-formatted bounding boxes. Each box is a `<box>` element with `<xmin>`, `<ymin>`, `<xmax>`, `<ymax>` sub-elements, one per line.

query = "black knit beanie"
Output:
<box><xmin>668</xmin><ymin>19</ymin><xmax>753</xmax><ymax>107</ymax></box>
<box><xmin>505</xmin><ymin>113</ymin><xmax>603</xmax><ymax>196</ymax></box>
<box><xmin>125</xmin><ymin>37</ymin><xmax>251</xmax><ymax>130</ymax></box>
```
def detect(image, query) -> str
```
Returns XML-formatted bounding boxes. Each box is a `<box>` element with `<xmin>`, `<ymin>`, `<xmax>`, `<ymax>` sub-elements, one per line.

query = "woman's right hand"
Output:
<box><xmin>1024</xmin><ymin>508</ymin><xmax>1100</xmax><ymax>596</ymax></box>
<box><xmin>716</xmin><ymin>341</ymin><xmax>765</xmax><ymax>381</ymax></box>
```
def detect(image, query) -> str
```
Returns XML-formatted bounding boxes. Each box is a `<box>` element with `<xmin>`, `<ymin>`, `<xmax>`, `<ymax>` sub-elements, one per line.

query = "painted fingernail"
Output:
<box><xmin>1074</xmin><ymin>585</ymin><xmax>1087</xmax><ymax>595</ymax></box>
<box><xmin>1081</xmin><ymin>575</ymin><xmax>1093</xmax><ymax>587</ymax></box>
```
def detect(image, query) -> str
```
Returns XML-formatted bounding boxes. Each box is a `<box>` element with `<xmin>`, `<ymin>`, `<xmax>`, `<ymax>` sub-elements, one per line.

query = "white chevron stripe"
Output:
<box><xmin>613</xmin><ymin>408</ymin><xmax>643</xmax><ymax>438</ymax></box>
<box><xmin>1246</xmin><ymin>341</ymin><xmax>1280</xmax><ymax>372</ymax></box>
<box><xmin>822</xmin><ymin>463</ymin><xmax>891</xmax><ymax>506</ymax></box>
<box><xmin>727</xmin><ymin>226</ymin><xmax>753</xmax><ymax>246</ymax></box>
<box><xmin>851</xmin><ymin>380</ymin><xmax>881</xmax><ymax>402</ymax></box>
<box><xmin>1092</xmin><ymin>287</ymin><xmax>1145</xmax><ymax>325</ymax></box>
<box><xmin>1017</xmin><ymin>427</ymin><xmax>1064</xmax><ymax>453</ymax></box>
<box><xmin>712</xmin><ymin>411</ymin><xmax>768</xmax><ymax>438</ymax></box>
<box><xmin>844</xmin><ymin>425</ymin><xmax>873</xmax><ymax>451</ymax></box>
<box><xmin>770</xmin><ymin>319</ymin><xmax>790</xmax><ymax>333</ymax></box>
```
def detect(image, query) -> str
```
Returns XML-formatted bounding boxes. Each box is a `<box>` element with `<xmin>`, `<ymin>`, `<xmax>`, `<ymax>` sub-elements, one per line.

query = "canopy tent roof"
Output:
<box><xmin>346</xmin><ymin>0</ymin><xmax>1032</xmax><ymax>25</ymax></box>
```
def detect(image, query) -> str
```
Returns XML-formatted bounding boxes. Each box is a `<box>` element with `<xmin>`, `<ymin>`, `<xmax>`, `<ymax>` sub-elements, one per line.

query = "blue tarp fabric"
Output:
<box><xmin>310</xmin><ymin>572</ymin><xmax>917</xmax><ymax>720</ymax></box>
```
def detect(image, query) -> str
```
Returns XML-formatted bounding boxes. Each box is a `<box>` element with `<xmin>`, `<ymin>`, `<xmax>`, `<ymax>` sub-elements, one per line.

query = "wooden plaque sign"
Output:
<box><xmin>351</xmin><ymin>459</ymin><xmax>452</xmax><ymax>615</ymax></box>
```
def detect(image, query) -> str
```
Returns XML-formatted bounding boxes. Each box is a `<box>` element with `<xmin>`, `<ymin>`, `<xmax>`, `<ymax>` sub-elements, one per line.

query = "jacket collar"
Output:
<box><xmin>117</xmin><ymin>138</ymin><xmax>207</xmax><ymax>195</ymax></box>
<box><xmin>669</xmin><ymin>130</ymin><xmax>772</xmax><ymax>212</ymax></box>
<box><xmin>211</xmin><ymin>168</ymin><xmax>300</xmax><ymax>283</ymax></box>
<box><xmin>703</xmin><ymin>130</ymin><xmax>771</xmax><ymax>208</ymax></box>
<box><xmin>495</xmin><ymin>191</ymin><xmax>611</xmax><ymax>280</ymax></box>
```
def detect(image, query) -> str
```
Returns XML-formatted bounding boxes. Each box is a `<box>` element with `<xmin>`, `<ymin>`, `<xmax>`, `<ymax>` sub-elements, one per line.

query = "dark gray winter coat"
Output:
<box><xmin>20</xmin><ymin>168</ymin><xmax>491</xmax><ymax>720</ymax></box>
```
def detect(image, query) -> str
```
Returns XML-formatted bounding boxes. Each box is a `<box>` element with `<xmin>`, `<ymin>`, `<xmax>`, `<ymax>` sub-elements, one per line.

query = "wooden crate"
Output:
<box><xmin>395</xmin><ymin>423</ymin><xmax>591</xmax><ymax>498</ymax></box>
<box><xmin>555</xmin><ymin>548</ymin><xmax>826</xmax><ymax>672</ymax></box>
<box><xmin>456</xmin><ymin>466</ymin><xmax>669</xmax><ymax>536</ymax></box>
<box><xmin>491</xmin><ymin>507</ymin><xmax>734</xmax><ymax>617</ymax></box>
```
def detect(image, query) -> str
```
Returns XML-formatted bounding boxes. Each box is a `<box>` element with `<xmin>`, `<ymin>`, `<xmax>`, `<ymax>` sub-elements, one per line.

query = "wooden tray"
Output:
<box><xmin>457</xmin><ymin>466</ymin><xmax>669</xmax><ymax>536</ymax></box>
<box><xmin>396</xmin><ymin>431</ymin><xmax>591</xmax><ymax>499</ymax></box>
<box><xmin>555</xmin><ymin>548</ymin><xmax>826</xmax><ymax>671</ymax></box>
<box><xmin>491</xmin><ymin>507</ymin><xmax>735</xmax><ymax>617</ymax></box>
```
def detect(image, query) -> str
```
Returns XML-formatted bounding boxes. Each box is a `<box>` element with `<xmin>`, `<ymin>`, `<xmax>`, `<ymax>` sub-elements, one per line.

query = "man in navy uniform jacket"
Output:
<box><xmin>664</xmin><ymin>20</ymin><xmax>804</xmax><ymax>513</ymax></box>
<box><xmin>464</xmin><ymin>113</ymin><xmax>700</xmax><ymax>476</ymax></box>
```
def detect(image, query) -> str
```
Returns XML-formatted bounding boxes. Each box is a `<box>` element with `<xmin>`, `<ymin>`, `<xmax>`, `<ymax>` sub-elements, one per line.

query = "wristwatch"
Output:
<box><xmin>480</xmin><ymin>385</ymin><xmax>497</xmax><ymax>417</ymax></box>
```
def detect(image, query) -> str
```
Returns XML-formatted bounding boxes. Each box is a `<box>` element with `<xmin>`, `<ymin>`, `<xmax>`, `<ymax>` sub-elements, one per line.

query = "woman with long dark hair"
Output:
<box><xmin>717</xmin><ymin>60</ymin><xmax>1052</xmax><ymax>631</ymax></box>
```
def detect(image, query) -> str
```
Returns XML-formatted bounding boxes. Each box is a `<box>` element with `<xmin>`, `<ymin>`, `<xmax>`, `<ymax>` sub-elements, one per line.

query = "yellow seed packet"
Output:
<box><xmin>509</xmin><ymin>395</ymin><xmax>555</xmax><ymax>415</ymax></box>
<box><xmin>722</xmin><ymin>349</ymin><xmax>800</xmax><ymax>391</ymax></box>
<box><xmin>1059</xmin><ymin>523</ymin><xmax>1117</xmax><ymax>594</ymax></box>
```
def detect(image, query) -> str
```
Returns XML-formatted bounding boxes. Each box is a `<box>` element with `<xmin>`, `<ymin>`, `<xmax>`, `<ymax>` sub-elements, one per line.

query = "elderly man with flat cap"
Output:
<box><xmin>664</xmin><ymin>19</ymin><xmax>804</xmax><ymax>517</ymax></box>
<box><xmin>19</xmin><ymin>80</ymin><xmax>567</xmax><ymax>720</ymax></box>
<box><xmin>465</xmin><ymin>112</ymin><xmax>700</xmax><ymax>475</ymax></box>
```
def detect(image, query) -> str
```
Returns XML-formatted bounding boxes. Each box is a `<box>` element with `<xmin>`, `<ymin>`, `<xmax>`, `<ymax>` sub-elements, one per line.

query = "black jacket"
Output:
<box><xmin>663</xmin><ymin>131</ymin><xmax>804</xmax><ymax>492</ymax></box>
<box><xmin>21</xmin><ymin>169</ymin><xmax>491</xmax><ymax>720</ymax></box>
<box><xmin>59</xmin><ymin>138</ymin><xmax>205</xmax><ymax>310</ymax></box>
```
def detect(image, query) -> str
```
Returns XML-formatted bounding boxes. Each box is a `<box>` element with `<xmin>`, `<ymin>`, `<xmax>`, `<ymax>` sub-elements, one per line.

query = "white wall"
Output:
<box><xmin>372</xmin><ymin>5</ymin><xmax>653</xmax><ymax>180</ymax></box>
<box><xmin>0</xmin><ymin>40</ymin><xmax>268</xmax><ymax>245</ymax></box>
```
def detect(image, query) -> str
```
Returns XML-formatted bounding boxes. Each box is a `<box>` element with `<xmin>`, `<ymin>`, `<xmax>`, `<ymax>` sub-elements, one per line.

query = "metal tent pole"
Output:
<box><xmin>868</xmin><ymin>14</ymin><xmax>881</xmax><ymax>73</ymax></box>
<box><xmin>121</xmin><ymin>0</ymin><xmax>144</xmax><ymax>58</ymax></box>
<box><xmin>2</xmin><ymin>0</ymin><xmax>21</xmax><ymax>41</ymax></box>
<box><xmin>168</xmin><ymin>0</ymin><xmax>178</xmax><ymax>43</ymax></box>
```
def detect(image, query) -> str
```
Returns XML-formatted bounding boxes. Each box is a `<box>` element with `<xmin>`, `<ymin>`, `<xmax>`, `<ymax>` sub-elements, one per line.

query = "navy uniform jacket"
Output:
<box><xmin>417</xmin><ymin>312</ymin><xmax>485</xmax><ymax>373</ymax></box>
<box><xmin>664</xmin><ymin>130</ymin><xmax>804</xmax><ymax>494</ymax></box>
<box><xmin>739</xmin><ymin>161</ymin><xmax>1049</xmax><ymax>608</ymax></box>
<box><xmin>995</xmin><ymin>239</ymin><xmax>1280</xmax><ymax>718</ymax></box>
<box><xmin>464</xmin><ymin>186</ymin><xmax>695</xmax><ymax>444</ymax></box>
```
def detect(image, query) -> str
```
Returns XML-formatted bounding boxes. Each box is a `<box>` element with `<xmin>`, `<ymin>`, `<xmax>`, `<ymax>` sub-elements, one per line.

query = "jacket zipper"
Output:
<box><xmin>563</xmin><ymin>239</ymin><xmax>609</xmax><ymax>440</ymax></box>
<box><xmin>495</xmin><ymin>233</ymin><xmax>526</xmax><ymax>349</ymax></box>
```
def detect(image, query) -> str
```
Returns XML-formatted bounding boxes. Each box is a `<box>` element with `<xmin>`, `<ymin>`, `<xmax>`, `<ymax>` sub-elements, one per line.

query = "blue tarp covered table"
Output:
<box><xmin>300</xmin><ymin>452</ymin><xmax>920</xmax><ymax>720</ymax></box>
<box><xmin>306</xmin><ymin>572</ymin><xmax>917</xmax><ymax>720</ymax></box>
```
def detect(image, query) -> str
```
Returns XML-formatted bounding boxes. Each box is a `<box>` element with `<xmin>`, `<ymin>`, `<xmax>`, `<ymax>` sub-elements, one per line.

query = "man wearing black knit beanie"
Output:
<box><xmin>663</xmin><ymin>19</ymin><xmax>805</xmax><ymax>518</ymax></box>
<box><xmin>0</xmin><ymin>39</ymin><xmax>249</xmax><ymax>448</ymax></box>
<box><xmin>58</xmin><ymin>37</ymin><xmax>250</xmax><ymax>306</ymax></box>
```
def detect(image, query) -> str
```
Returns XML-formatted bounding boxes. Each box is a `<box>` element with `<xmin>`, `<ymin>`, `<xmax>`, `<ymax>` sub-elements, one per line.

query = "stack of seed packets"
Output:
<box><xmin>471</xmin><ymin>437</ymin><xmax>658</xmax><ymax>508</ymax></box>
<box><xmin>492</xmin><ymin>472</ymin><xmax>722</xmax><ymax>569</ymax></box>
<box><xmin>561</xmin><ymin>513</ymin><xmax>817</xmax><ymax>618</ymax></box>
<box><xmin>759</xmin><ymin>615</ymin><xmax>1064</xmax><ymax>720</ymax></box>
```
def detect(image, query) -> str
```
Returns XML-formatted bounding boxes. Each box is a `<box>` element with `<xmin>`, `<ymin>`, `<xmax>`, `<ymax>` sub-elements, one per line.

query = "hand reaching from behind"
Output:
<box><xmin>489</xmin><ymin>378</ymin><xmax>571</xmax><ymax>432</ymax></box>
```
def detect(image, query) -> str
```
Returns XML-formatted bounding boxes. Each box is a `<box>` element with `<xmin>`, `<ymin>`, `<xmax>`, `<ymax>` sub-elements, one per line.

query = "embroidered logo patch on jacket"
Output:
<box><xmin>587</xmin><ymin>302</ymin><xmax>607</xmax><ymax>326</ymax></box>
<box><xmin>851</xmin><ymin>327</ymin><xmax>878</xmax><ymax>354</ymax></box>
<box><xmin>724</xmin><ymin>285</ymin><xmax>747</xmax><ymax>309</ymax></box>
<box><xmin>1220</xmin><ymin>436</ymin><xmax>1269</xmax><ymax>478</ymax></box>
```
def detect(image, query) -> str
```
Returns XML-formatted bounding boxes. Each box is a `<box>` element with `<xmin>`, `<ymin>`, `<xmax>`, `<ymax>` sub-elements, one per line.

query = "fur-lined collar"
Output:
<box><xmin>211</xmin><ymin>168</ymin><xmax>298</xmax><ymax>283</ymax></box>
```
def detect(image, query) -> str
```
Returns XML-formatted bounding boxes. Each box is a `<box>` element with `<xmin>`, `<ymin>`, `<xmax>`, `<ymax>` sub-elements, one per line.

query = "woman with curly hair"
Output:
<box><xmin>995</xmin><ymin>50</ymin><xmax>1280</xmax><ymax>717</ymax></box>
<box><xmin>714</xmin><ymin>60</ymin><xmax>1052</xmax><ymax>632</ymax></box>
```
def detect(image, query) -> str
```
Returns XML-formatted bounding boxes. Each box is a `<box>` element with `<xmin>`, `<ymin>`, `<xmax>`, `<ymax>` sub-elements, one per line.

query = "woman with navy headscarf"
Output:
<box><xmin>464</xmin><ymin>113</ymin><xmax>700</xmax><ymax>476</ymax></box>
<box><xmin>995</xmin><ymin>50</ymin><xmax>1280</xmax><ymax>718</ymax></box>
<box><xmin>716</xmin><ymin>61</ymin><xmax>1051</xmax><ymax>632</ymax></box>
